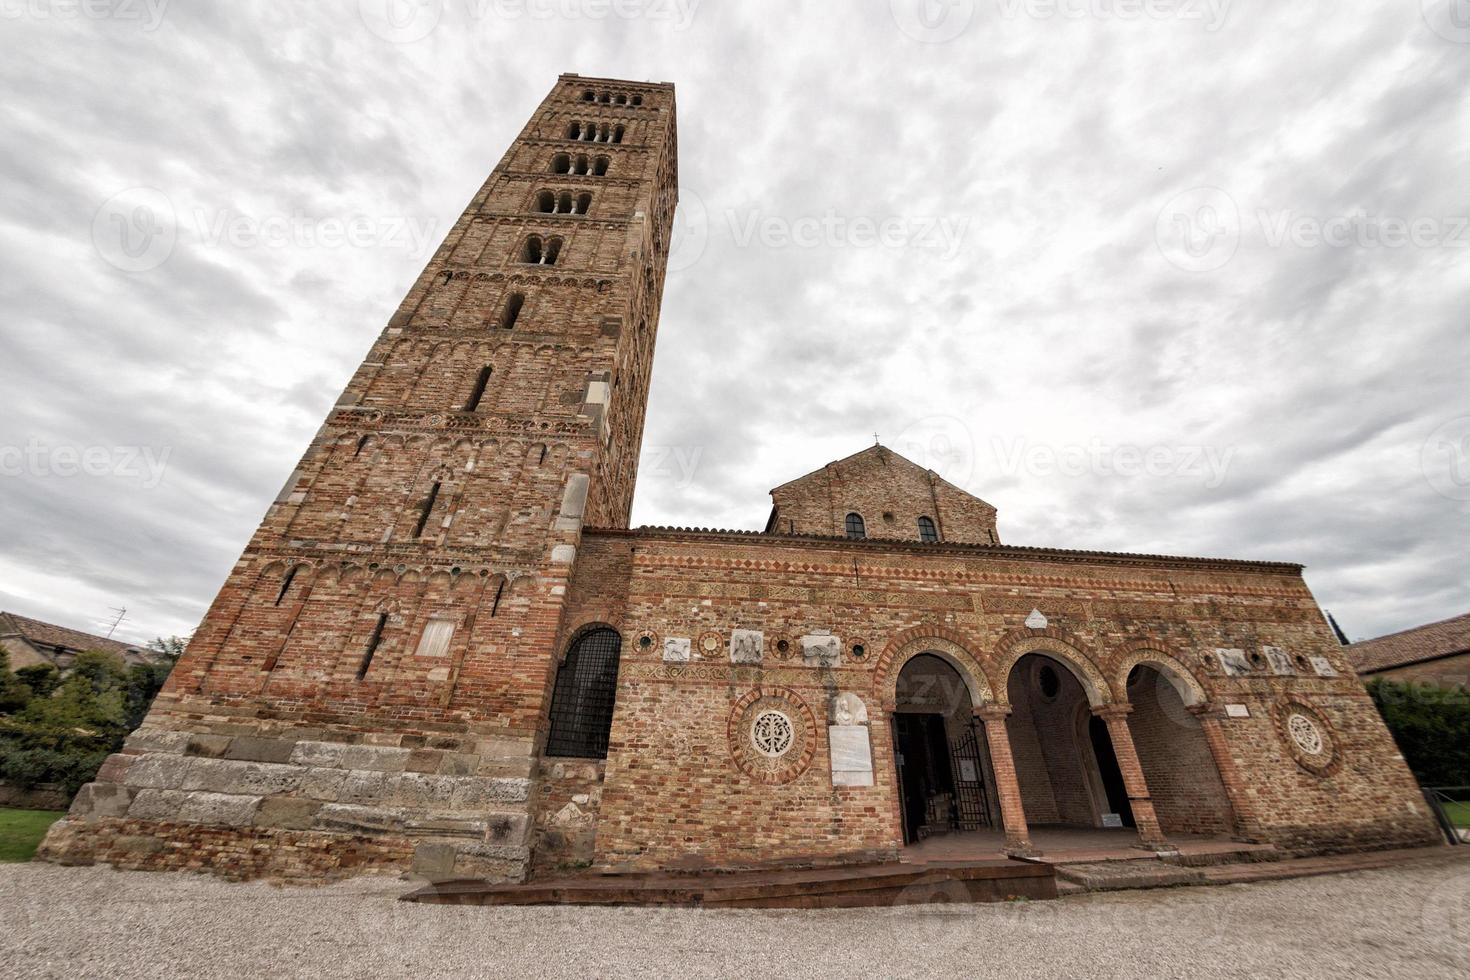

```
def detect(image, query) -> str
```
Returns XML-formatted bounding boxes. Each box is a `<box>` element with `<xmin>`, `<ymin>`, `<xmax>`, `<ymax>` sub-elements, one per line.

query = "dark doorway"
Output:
<box><xmin>894</xmin><ymin>713</ymin><xmax>956</xmax><ymax>844</ymax></box>
<box><xmin>1087</xmin><ymin>716</ymin><xmax>1135</xmax><ymax>828</ymax></box>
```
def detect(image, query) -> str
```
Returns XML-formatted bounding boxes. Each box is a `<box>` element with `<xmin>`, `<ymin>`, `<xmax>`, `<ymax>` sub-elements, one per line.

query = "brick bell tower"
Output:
<box><xmin>43</xmin><ymin>75</ymin><xmax>679</xmax><ymax>881</ymax></box>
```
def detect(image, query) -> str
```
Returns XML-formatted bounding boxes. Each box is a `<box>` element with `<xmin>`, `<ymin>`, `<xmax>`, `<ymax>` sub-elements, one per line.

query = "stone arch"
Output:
<box><xmin>873</xmin><ymin>626</ymin><xmax>995</xmax><ymax>710</ymax></box>
<box><xmin>993</xmin><ymin>628</ymin><xmax>1111</xmax><ymax>708</ymax></box>
<box><xmin>1114</xmin><ymin>642</ymin><xmax>1209</xmax><ymax>707</ymax></box>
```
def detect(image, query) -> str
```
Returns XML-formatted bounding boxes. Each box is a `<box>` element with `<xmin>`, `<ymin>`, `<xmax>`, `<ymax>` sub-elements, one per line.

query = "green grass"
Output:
<box><xmin>0</xmin><ymin>808</ymin><xmax>65</xmax><ymax>862</ymax></box>
<box><xmin>1442</xmin><ymin>800</ymin><xmax>1470</xmax><ymax>829</ymax></box>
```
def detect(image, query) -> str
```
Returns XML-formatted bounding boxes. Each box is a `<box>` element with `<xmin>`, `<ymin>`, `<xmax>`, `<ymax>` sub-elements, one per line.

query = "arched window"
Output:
<box><xmin>612</xmin><ymin>124</ymin><xmax>625</xmax><ymax>144</ymax></box>
<box><xmin>593</xmin><ymin>155</ymin><xmax>610</xmax><ymax>176</ymax></box>
<box><xmin>845</xmin><ymin>512</ymin><xmax>866</xmax><ymax>539</ymax></box>
<box><xmin>631</xmin><ymin>94</ymin><xmax>643</xmax><ymax>106</ymax></box>
<box><xmin>550</xmin><ymin>153</ymin><xmax>571</xmax><ymax>174</ymax></box>
<box><xmin>574</xmin><ymin>192</ymin><xmax>591</xmax><ymax>215</ymax></box>
<box><xmin>521</xmin><ymin>236</ymin><xmax>561</xmax><ymax>264</ymax></box>
<box><xmin>535</xmin><ymin>190</ymin><xmax>556</xmax><ymax>213</ymax></box>
<box><xmin>917</xmin><ymin>516</ymin><xmax>939</xmax><ymax>543</ymax></box>
<box><xmin>545</xmin><ymin>627</ymin><xmax>623</xmax><ymax>758</ymax></box>
<box><xmin>557</xmin><ymin>191</ymin><xmax>574</xmax><ymax>214</ymax></box>
<box><xmin>581</xmin><ymin>89</ymin><xmax>595</xmax><ymax>102</ymax></box>
<box><xmin>500</xmin><ymin>292</ymin><xmax>524</xmax><ymax>330</ymax></box>
<box><xmin>463</xmin><ymin>365</ymin><xmax>492</xmax><ymax>411</ymax></box>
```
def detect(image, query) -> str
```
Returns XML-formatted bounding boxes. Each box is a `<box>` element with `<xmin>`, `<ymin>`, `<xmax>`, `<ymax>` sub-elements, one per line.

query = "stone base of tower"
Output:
<box><xmin>37</xmin><ymin>723</ymin><xmax>537</xmax><ymax>884</ymax></box>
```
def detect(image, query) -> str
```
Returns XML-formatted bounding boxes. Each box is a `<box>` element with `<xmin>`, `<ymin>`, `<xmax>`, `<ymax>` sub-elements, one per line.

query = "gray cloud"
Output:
<box><xmin>0</xmin><ymin>1</ymin><xmax>1466</xmax><ymax>646</ymax></box>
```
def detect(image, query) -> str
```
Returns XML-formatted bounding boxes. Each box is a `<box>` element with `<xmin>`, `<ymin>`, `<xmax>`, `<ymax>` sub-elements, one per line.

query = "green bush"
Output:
<box><xmin>1367</xmin><ymin>678</ymin><xmax>1470</xmax><ymax>787</ymax></box>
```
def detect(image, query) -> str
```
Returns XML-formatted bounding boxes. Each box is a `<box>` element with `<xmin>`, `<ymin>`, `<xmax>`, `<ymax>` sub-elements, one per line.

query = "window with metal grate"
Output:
<box><xmin>545</xmin><ymin>627</ymin><xmax>623</xmax><ymax>759</ymax></box>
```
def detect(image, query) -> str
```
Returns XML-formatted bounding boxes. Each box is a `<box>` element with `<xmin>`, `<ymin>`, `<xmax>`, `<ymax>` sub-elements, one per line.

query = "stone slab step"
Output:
<box><xmin>1053</xmin><ymin>859</ymin><xmax>1205</xmax><ymax>891</ymax></box>
<box><xmin>1197</xmin><ymin>844</ymin><xmax>1469</xmax><ymax>886</ymax></box>
<box><xmin>401</xmin><ymin>859</ymin><xmax>1057</xmax><ymax>909</ymax></box>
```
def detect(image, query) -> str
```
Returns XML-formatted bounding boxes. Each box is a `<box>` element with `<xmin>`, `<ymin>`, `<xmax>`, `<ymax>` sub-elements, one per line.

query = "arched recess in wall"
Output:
<box><xmin>544</xmin><ymin>624</ymin><xmax>623</xmax><ymax>760</ymax></box>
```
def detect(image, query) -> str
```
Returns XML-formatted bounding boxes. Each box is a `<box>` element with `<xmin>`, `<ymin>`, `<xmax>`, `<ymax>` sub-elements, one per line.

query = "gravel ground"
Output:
<box><xmin>2</xmin><ymin>859</ymin><xmax>1467</xmax><ymax>979</ymax></box>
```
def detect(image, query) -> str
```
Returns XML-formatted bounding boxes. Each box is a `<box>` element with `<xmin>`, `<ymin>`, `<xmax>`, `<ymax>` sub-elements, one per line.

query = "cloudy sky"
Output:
<box><xmin>1</xmin><ymin>1</ymin><xmax>1467</xmax><ymax>647</ymax></box>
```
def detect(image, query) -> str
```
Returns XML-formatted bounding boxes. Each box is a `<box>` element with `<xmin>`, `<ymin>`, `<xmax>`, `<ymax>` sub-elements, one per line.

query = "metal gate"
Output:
<box><xmin>948</xmin><ymin>718</ymin><xmax>993</xmax><ymax>831</ymax></box>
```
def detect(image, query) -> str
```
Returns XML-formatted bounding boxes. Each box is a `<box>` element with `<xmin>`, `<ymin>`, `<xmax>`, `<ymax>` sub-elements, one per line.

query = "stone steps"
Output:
<box><xmin>401</xmin><ymin>859</ymin><xmax>1058</xmax><ymax>909</ymax></box>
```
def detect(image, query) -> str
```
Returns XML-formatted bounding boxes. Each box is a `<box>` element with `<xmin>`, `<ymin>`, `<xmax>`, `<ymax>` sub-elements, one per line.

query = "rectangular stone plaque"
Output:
<box><xmin>1101</xmin><ymin>812</ymin><xmax>1123</xmax><ymax>829</ymax></box>
<box><xmin>1310</xmin><ymin>656</ymin><xmax>1339</xmax><ymax>678</ymax></box>
<box><xmin>1225</xmin><ymin>703</ymin><xmax>1250</xmax><ymax>718</ymax></box>
<box><xmin>828</xmin><ymin>725</ymin><xmax>873</xmax><ymax>787</ymax></box>
<box><xmin>662</xmin><ymin>637</ymin><xmax>691</xmax><ymax>663</ymax></box>
<box><xmin>1216</xmin><ymin>648</ymin><xmax>1252</xmax><ymax>677</ymax></box>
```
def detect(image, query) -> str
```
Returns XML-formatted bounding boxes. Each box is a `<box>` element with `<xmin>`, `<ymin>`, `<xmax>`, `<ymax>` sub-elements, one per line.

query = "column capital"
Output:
<box><xmin>975</xmin><ymin>704</ymin><xmax>1011</xmax><ymax>721</ymax></box>
<box><xmin>1091</xmin><ymin>702</ymin><xmax>1132</xmax><ymax>720</ymax></box>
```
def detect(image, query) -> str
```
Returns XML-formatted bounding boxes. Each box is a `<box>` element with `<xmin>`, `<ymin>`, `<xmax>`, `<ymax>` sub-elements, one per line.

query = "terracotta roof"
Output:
<box><xmin>0</xmin><ymin>611</ymin><xmax>153</xmax><ymax>665</ymax></box>
<box><xmin>1347</xmin><ymin>612</ymin><xmax>1470</xmax><ymax>674</ymax></box>
<box><xmin>592</xmin><ymin>525</ymin><xmax>1304</xmax><ymax>575</ymax></box>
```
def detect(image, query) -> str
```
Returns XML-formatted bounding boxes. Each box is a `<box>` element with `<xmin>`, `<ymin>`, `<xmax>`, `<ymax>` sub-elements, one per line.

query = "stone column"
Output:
<box><xmin>1188</xmin><ymin>703</ymin><xmax>1266</xmax><ymax>842</ymax></box>
<box><xmin>976</xmin><ymin>706</ymin><xmax>1036</xmax><ymax>857</ymax></box>
<box><xmin>1093</xmin><ymin>704</ymin><xmax>1172</xmax><ymax>852</ymax></box>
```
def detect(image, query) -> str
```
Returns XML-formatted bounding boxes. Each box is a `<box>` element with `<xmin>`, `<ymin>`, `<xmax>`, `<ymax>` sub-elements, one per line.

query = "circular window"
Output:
<box><xmin>1038</xmin><ymin>664</ymin><xmax>1061</xmax><ymax>700</ymax></box>
<box><xmin>751</xmin><ymin>710</ymin><xmax>794</xmax><ymax>758</ymax></box>
<box><xmin>1288</xmin><ymin>712</ymin><xmax>1324</xmax><ymax>756</ymax></box>
<box><xmin>851</xmin><ymin>643</ymin><xmax>867</xmax><ymax>661</ymax></box>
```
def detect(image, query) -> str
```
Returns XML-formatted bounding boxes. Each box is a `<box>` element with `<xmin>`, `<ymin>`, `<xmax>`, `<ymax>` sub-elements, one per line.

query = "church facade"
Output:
<box><xmin>41</xmin><ymin>76</ymin><xmax>1441</xmax><ymax>881</ymax></box>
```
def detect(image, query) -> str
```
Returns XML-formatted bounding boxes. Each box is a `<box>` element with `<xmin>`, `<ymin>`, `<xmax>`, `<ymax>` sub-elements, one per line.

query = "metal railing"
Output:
<box><xmin>1423</xmin><ymin>786</ymin><xmax>1470</xmax><ymax>845</ymax></box>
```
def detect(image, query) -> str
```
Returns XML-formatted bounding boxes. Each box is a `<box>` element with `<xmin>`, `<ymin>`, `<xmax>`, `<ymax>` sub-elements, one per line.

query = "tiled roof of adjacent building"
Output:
<box><xmin>1347</xmin><ymin>612</ymin><xmax>1470</xmax><ymax>674</ymax></box>
<box><xmin>594</xmin><ymin>525</ymin><xmax>1304</xmax><ymax>574</ymax></box>
<box><xmin>0</xmin><ymin>610</ymin><xmax>154</xmax><ymax>666</ymax></box>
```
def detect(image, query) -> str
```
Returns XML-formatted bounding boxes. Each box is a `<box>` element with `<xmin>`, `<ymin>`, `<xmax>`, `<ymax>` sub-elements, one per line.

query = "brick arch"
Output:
<box><xmin>1113</xmin><ymin>641</ymin><xmax>1209</xmax><ymax>707</ymax></box>
<box><xmin>993</xmin><ymin>627</ymin><xmax>1111</xmax><ymax>708</ymax></box>
<box><xmin>872</xmin><ymin>626</ymin><xmax>995</xmax><ymax>710</ymax></box>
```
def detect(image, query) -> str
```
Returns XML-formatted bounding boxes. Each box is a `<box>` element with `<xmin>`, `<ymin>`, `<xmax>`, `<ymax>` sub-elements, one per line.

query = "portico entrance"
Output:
<box><xmin>892</xmin><ymin>654</ymin><xmax>997</xmax><ymax>843</ymax></box>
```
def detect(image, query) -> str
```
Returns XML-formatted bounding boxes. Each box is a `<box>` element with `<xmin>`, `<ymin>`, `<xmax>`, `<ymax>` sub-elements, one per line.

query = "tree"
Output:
<box><xmin>0</xmin><ymin>646</ymin><xmax>32</xmax><ymax>714</ymax></box>
<box><xmin>15</xmin><ymin>663</ymin><xmax>61</xmax><ymax>699</ymax></box>
<box><xmin>1368</xmin><ymin>678</ymin><xmax>1470</xmax><ymax>787</ymax></box>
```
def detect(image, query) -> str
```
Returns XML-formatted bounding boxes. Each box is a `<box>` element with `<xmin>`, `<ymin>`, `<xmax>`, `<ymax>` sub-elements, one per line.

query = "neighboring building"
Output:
<box><xmin>1346</xmin><ymin>612</ymin><xmax>1470</xmax><ymax>689</ymax></box>
<box><xmin>0</xmin><ymin>611</ymin><xmax>154</xmax><ymax>671</ymax></box>
<box><xmin>42</xmin><ymin>76</ymin><xmax>1442</xmax><ymax>883</ymax></box>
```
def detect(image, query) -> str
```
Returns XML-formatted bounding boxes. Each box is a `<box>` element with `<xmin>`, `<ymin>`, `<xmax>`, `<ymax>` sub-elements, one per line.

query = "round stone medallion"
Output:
<box><xmin>1276</xmin><ymin>699</ymin><xmax>1339</xmax><ymax>776</ymax></box>
<box><xmin>727</xmin><ymin>687</ymin><xmax>816</xmax><ymax>785</ymax></box>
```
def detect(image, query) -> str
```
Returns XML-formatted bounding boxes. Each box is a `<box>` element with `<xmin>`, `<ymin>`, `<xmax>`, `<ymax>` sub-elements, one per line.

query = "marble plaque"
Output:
<box><xmin>662</xmin><ymin>637</ymin><xmax>691</xmax><ymax>663</ymax></box>
<box><xmin>828</xmin><ymin>725</ymin><xmax>873</xmax><ymax>787</ymax></box>
<box><xmin>832</xmin><ymin>693</ymin><xmax>868</xmax><ymax>725</ymax></box>
<box><xmin>1101</xmin><ymin>812</ymin><xmax>1124</xmax><ymax>829</ymax></box>
<box><xmin>802</xmin><ymin>634</ymin><xmax>841</xmax><ymax>668</ymax></box>
<box><xmin>1216</xmin><ymin>648</ymin><xmax>1252</xmax><ymax>677</ymax></box>
<box><xmin>1263</xmin><ymin>646</ymin><xmax>1294</xmax><ymax>676</ymax></box>
<box><xmin>1025</xmin><ymin>608</ymin><xmax>1049</xmax><ymax>629</ymax></box>
<box><xmin>1225</xmin><ymin>703</ymin><xmax>1251</xmax><ymax>718</ymax></box>
<box><xmin>1310</xmin><ymin>656</ymin><xmax>1339</xmax><ymax>678</ymax></box>
<box><xmin>729</xmin><ymin>629</ymin><xmax>763</xmax><ymax>665</ymax></box>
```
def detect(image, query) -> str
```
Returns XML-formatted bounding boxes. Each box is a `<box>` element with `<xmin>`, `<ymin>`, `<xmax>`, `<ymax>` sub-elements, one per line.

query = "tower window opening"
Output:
<box><xmin>357</xmin><ymin>613</ymin><xmax>388</xmax><ymax>681</ymax></box>
<box><xmin>593</xmin><ymin>156</ymin><xmax>610</xmax><ymax>176</ymax></box>
<box><xmin>918</xmin><ymin>516</ymin><xmax>939</xmax><ymax>543</ymax></box>
<box><xmin>551</xmin><ymin>153</ymin><xmax>571</xmax><ymax>174</ymax></box>
<box><xmin>612</xmin><ymin>124</ymin><xmax>625</xmax><ymax>144</ymax></box>
<box><xmin>574</xmin><ymin>192</ymin><xmax>591</xmax><ymax>215</ymax></box>
<box><xmin>274</xmin><ymin>566</ymin><xmax>300</xmax><ymax>606</ymax></box>
<box><xmin>557</xmin><ymin>191</ymin><xmax>574</xmax><ymax>213</ymax></box>
<box><xmin>845</xmin><ymin>512</ymin><xmax>867</xmax><ymax>540</ymax></box>
<box><xmin>500</xmin><ymin>292</ymin><xmax>525</xmax><ymax>330</ymax></box>
<box><xmin>535</xmin><ymin>191</ymin><xmax>556</xmax><ymax>213</ymax></box>
<box><xmin>412</xmin><ymin>481</ymin><xmax>441</xmax><ymax>539</ymax></box>
<box><xmin>464</xmin><ymin>366</ymin><xmax>492</xmax><ymax>412</ymax></box>
<box><xmin>490</xmin><ymin>579</ymin><xmax>504</xmax><ymax>617</ymax></box>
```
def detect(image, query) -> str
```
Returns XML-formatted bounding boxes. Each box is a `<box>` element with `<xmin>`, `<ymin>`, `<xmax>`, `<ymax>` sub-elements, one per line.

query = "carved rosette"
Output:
<box><xmin>727</xmin><ymin>687</ymin><xmax>817</xmax><ymax>785</ymax></box>
<box><xmin>1274</xmin><ymin>697</ymin><xmax>1340</xmax><ymax>777</ymax></box>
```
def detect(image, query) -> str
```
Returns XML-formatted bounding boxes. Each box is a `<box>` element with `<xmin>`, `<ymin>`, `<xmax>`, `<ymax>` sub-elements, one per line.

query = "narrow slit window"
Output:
<box><xmin>274</xmin><ymin>566</ymin><xmax>300</xmax><ymax>606</ymax></box>
<box><xmin>412</xmin><ymin>481</ymin><xmax>441</xmax><ymax>539</ymax></box>
<box><xmin>500</xmin><ymin>292</ymin><xmax>525</xmax><ymax>330</ymax></box>
<box><xmin>357</xmin><ymin>613</ymin><xmax>388</xmax><ymax>680</ymax></box>
<box><xmin>464</xmin><ymin>366</ymin><xmax>492</xmax><ymax>411</ymax></box>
